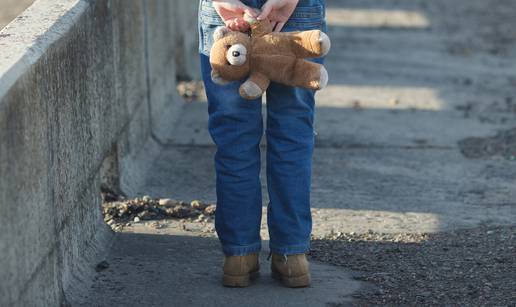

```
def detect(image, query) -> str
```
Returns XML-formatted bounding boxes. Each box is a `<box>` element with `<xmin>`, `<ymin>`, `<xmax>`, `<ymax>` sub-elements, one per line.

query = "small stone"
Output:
<box><xmin>133</xmin><ymin>217</ymin><xmax>141</xmax><ymax>222</ymax></box>
<box><xmin>142</xmin><ymin>195</ymin><xmax>152</xmax><ymax>202</ymax></box>
<box><xmin>191</xmin><ymin>200</ymin><xmax>207</xmax><ymax>210</ymax></box>
<box><xmin>159</xmin><ymin>198</ymin><xmax>175</xmax><ymax>206</ymax></box>
<box><xmin>389</xmin><ymin>98</ymin><xmax>400</xmax><ymax>105</ymax></box>
<box><xmin>138</xmin><ymin>211</ymin><xmax>152</xmax><ymax>220</ymax></box>
<box><xmin>106</xmin><ymin>219</ymin><xmax>114</xmax><ymax>226</ymax></box>
<box><xmin>172</xmin><ymin>205</ymin><xmax>192</xmax><ymax>218</ymax></box>
<box><xmin>204</xmin><ymin>204</ymin><xmax>216</xmax><ymax>215</ymax></box>
<box><xmin>95</xmin><ymin>260</ymin><xmax>109</xmax><ymax>272</ymax></box>
<box><xmin>150</xmin><ymin>221</ymin><xmax>163</xmax><ymax>229</ymax></box>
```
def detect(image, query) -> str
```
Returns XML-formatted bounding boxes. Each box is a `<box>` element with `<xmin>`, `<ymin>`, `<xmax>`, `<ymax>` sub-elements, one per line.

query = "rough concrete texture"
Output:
<box><xmin>0</xmin><ymin>1</ymin><xmax>199</xmax><ymax>306</ymax></box>
<box><xmin>81</xmin><ymin>233</ymin><xmax>361</xmax><ymax>307</ymax></box>
<box><xmin>0</xmin><ymin>0</ymin><xmax>34</xmax><ymax>29</ymax></box>
<box><xmin>85</xmin><ymin>0</ymin><xmax>516</xmax><ymax>305</ymax></box>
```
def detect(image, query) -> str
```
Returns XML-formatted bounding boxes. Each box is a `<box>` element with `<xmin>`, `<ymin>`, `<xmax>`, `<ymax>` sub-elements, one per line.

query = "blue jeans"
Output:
<box><xmin>198</xmin><ymin>0</ymin><xmax>326</xmax><ymax>256</ymax></box>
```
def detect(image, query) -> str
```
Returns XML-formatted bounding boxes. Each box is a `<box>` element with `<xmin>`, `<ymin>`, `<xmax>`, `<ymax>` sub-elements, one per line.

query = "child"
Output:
<box><xmin>198</xmin><ymin>0</ymin><xmax>326</xmax><ymax>287</ymax></box>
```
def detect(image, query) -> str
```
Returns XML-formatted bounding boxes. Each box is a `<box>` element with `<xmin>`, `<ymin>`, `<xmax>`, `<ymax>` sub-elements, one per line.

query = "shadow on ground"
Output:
<box><xmin>310</xmin><ymin>225</ymin><xmax>516</xmax><ymax>306</ymax></box>
<box><xmin>78</xmin><ymin>232</ymin><xmax>362</xmax><ymax>307</ymax></box>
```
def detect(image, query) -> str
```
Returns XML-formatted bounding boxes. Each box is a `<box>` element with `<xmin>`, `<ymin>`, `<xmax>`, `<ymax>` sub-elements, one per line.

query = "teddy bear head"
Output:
<box><xmin>209</xmin><ymin>27</ymin><xmax>252</xmax><ymax>84</ymax></box>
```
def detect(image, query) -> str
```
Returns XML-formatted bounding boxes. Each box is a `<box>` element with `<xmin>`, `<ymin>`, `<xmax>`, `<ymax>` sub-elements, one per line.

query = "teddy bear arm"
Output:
<box><xmin>282</xmin><ymin>30</ymin><xmax>331</xmax><ymax>58</ymax></box>
<box><xmin>291</xmin><ymin>59</ymin><xmax>328</xmax><ymax>90</ymax></box>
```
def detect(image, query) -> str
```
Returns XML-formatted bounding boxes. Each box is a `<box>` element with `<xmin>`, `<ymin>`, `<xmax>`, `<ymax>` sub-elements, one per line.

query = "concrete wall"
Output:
<box><xmin>0</xmin><ymin>1</ymin><xmax>199</xmax><ymax>306</ymax></box>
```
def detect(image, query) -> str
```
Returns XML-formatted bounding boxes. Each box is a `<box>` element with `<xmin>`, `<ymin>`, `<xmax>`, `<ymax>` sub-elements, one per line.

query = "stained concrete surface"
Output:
<box><xmin>80</xmin><ymin>233</ymin><xmax>361</xmax><ymax>307</ymax></box>
<box><xmin>0</xmin><ymin>1</ymin><xmax>199</xmax><ymax>306</ymax></box>
<box><xmin>86</xmin><ymin>0</ymin><xmax>516</xmax><ymax>305</ymax></box>
<box><xmin>0</xmin><ymin>0</ymin><xmax>34</xmax><ymax>29</ymax></box>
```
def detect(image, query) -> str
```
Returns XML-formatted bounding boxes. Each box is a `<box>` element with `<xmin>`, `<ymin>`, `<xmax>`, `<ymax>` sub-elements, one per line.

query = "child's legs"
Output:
<box><xmin>264</xmin><ymin>0</ymin><xmax>326</xmax><ymax>255</ymax></box>
<box><xmin>265</xmin><ymin>82</ymin><xmax>318</xmax><ymax>255</ymax></box>
<box><xmin>200</xmin><ymin>54</ymin><xmax>263</xmax><ymax>256</ymax></box>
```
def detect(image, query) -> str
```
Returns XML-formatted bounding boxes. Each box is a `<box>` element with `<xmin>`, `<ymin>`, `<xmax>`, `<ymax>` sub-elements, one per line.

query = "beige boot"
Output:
<box><xmin>223</xmin><ymin>253</ymin><xmax>260</xmax><ymax>287</ymax></box>
<box><xmin>271</xmin><ymin>253</ymin><xmax>311</xmax><ymax>288</ymax></box>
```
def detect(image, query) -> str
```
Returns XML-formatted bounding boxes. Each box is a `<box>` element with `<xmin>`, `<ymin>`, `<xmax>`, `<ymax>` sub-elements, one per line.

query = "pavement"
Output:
<box><xmin>0</xmin><ymin>0</ymin><xmax>34</xmax><ymax>29</ymax></box>
<box><xmin>83</xmin><ymin>0</ymin><xmax>516</xmax><ymax>305</ymax></box>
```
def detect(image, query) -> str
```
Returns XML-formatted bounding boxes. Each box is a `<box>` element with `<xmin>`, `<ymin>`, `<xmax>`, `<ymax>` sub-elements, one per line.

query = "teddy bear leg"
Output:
<box><xmin>291</xmin><ymin>60</ymin><xmax>328</xmax><ymax>90</ymax></box>
<box><xmin>286</xmin><ymin>30</ymin><xmax>331</xmax><ymax>58</ymax></box>
<box><xmin>239</xmin><ymin>72</ymin><xmax>271</xmax><ymax>100</ymax></box>
<box><xmin>240</xmin><ymin>81</ymin><xmax>264</xmax><ymax>100</ymax></box>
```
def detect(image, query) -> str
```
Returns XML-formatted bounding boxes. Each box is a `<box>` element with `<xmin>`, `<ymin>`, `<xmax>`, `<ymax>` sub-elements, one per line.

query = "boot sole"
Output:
<box><xmin>271</xmin><ymin>269</ymin><xmax>311</xmax><ymax>288</ymax></box>
<box><xmin>223</xmin><ymin>270</ymin><xmax>259</xmax><ymax>287</ymax></box>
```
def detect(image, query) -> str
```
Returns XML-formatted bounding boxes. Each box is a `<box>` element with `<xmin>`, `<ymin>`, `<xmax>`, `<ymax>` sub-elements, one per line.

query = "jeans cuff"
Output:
<box><xmin>269</xmin><ymin>241</ymin><xmax>310</xmax><ymax>255</ymax></box>
<box><xmin>221</xmin><ymin>241</ymin><xmax>262</xmax><ymax>256</ymax></box>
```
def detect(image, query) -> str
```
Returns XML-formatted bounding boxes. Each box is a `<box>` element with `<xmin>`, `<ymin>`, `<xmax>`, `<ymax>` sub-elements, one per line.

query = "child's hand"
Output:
<box><xmin>258</xmin><ymin>0</ymin><xmax>299</xmax><ymax>32</ymax></box>
<box><xmin>212</xmin><ymin>0</ymin><xmax>258</xmax><ymax>32</ymax></box>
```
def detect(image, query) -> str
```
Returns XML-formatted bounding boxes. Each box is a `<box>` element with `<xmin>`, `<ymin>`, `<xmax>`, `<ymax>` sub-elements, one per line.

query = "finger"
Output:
<box><xmin>236</xmin><ymin>19</ymin><xmax>249</xmax><ymax>32</ymax></box>
<box><xmin>244</xmin><ymin>8</ymin><xmax>258</xmax><ymax>18</ymax></box>
<box><xmin>236</xmin><ymin>3</ymin><xmax>255</xmax><ymax>15</ymax></box>
<box><xmin>240</xmin><ymin>23</ymin><xmax>250</xmax><ymax>32</ymax></box>
<box><xmin>271</xmin><ymin>21</ymin><xmax>278</xmax><ymax>31</ymax></box>
<box><xmin>236</xmin><ymin>18</ymin><xmax>247</xmax><ymax>28</ymax></box>
<box><xmin>227</xmin><ymin>20</ymin><xmax>239</xmax><ymax>31</ymax></box>
<box><xmin>258</xmin><ymin>3</ymin><xmax>273</xmax><ymax>20</ymax></box>
<box><xmin>274</xmin><ymin>22</ymin><xmax>286</xmax><ymax>32</ymax></box>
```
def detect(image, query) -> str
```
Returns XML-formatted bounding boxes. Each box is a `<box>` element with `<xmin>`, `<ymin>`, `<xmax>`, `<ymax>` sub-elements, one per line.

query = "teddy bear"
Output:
<box><xmin>209</xmin><ymin>14</ymin><xmax>331</xmax><ymax>100</ymax></box>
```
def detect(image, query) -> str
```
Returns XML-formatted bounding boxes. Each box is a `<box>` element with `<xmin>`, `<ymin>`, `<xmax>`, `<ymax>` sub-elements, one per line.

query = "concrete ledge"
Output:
<box><xmin>0</xmin><ymin>0</ymin><xmax>198</xmax><ymax>306</ymax></box>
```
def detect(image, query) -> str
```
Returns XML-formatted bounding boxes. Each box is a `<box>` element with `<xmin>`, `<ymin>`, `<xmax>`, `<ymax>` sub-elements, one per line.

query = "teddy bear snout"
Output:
<box><xmin>226</xmin><ymin>44</ymin><xmax>248</xmax><ymax>66</ymax></box>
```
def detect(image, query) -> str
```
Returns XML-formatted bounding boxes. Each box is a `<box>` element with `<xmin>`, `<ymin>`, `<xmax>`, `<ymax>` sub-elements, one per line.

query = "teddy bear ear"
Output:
<box><xmin>213</xmin><ymin>26</ymin><xmax>230</xmax><ymax>41</ymax></box>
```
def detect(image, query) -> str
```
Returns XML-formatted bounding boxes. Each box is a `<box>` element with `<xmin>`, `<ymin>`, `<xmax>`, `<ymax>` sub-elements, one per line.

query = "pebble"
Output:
<box><xmin>102</xmin><ymin>196</ymin><xmax>217</xmax><ymax>229</ymax></box>
<box><xmin>204</xmin><ymin>204</ymin><xmax>216</xmax><ymax>215</ymax></box>
<box><xmin>159</xmin><ymin>198</ymin><xmax>175</xmax><ymax>206</ymax></box>
<box><xmin>191</xmin><ymin>200</ymin><xmax>207</xmax><ymax>210</ymax></box>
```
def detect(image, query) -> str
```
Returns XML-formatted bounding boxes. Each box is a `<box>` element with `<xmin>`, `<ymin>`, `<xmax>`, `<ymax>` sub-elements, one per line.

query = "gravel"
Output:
<box><xmin>176</xmin><ymin>81</ymin><xmax>205</xmax><ymax>102</ymax></box>
<box><xmin>459</xmin><ymin>127</ymin><xmax>516</xmax><ymax>160</ymax></box>
<box><xmin>309</xmin><ymin>226</ymin><xmax>516</xmax><ymax>306</ymax></box>
<box><xmin>101</xmin><ymin>191</ymin><xmax>216</xmax><ymax>231</ymax></box>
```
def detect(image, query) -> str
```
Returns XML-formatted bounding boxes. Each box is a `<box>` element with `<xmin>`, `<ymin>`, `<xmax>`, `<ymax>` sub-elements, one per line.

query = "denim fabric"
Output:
<box><xmin>198</xmin><ymin>0</ymin><xmax>326</xmax><ymax>256</ymax></box>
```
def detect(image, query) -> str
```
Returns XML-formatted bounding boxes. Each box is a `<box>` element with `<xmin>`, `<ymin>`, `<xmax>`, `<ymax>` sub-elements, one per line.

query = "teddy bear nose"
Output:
<box><xmin>232</xmin><ymin>51</ymin><xmax>240</xmax><ymax>57</ymax></box>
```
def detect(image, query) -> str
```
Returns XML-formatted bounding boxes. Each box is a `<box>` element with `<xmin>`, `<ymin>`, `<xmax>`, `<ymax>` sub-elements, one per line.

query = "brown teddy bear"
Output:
<box><xmin>209</xmin><ymin>14</ymin><xmax>331</xmax><ymax>100</ymax></box>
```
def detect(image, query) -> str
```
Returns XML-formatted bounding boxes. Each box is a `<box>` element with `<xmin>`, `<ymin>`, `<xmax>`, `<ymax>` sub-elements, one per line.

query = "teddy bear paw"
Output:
<box><xmin>239</xmin><ymin>81</ymin><xmax>263</xmax><ymax>99</ymax></box>
<box><xmin>318</xmin><ymin>66</ymin><xmax>328</xmax><ymax>90</ymax></box>
<box><xmin>319</xmin><ymin>32</ymin><xmax>331</xmax><ymax>57</ymax></box>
